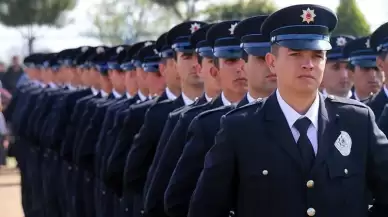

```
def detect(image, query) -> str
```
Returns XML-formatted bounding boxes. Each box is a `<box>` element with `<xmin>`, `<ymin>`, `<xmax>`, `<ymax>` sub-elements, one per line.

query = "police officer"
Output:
<box><xmin>321</xmin><ymin>35</ymin><xmax>355</xmax><ymax>98</ymax></box>
<box><xmin>368</xmin><ymin>22</ymin><xmax>388</xmax><ymax>121</ymax></box>
<box><xmin>164</xmin><ymin>20</ymin><xmax>247</xmax><ymax>217</ymax></box>
<box><xmin>233</xmin><ymin>15</ymin><xmax>277</xmax><ymax>106</ymax></box>
<box><xmin>189</xmin><ymin>4</ymin><xmax>388</xmax><ymax>217</ymax></box>
<box><xmin>343</xmin><ymin>37</ymin><xmax>382</xmax><ymax>102</ymax></box>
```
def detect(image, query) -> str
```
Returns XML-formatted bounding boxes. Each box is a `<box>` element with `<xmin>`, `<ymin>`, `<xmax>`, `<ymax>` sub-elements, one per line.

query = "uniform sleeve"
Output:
<box><xmin>367</xmin><ymin>107</ymin><xmax>388</xmax><ymax>216</ymax></box>
<box><xmin>187</xmin><ymin>116</ymin><xmax>236</xmax><ymax>217</ymax></box>
<box><xmin>377</xmin><ymin>105</ymin><xmax>388</xmax><ymax>136</ymax></box>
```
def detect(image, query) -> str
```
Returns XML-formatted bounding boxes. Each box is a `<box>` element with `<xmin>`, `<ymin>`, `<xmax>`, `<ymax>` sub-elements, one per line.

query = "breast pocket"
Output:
<box><xmin>326</xmin><ymin>156</ymin><xmax>365</xmax><ymax>205</ymax></box>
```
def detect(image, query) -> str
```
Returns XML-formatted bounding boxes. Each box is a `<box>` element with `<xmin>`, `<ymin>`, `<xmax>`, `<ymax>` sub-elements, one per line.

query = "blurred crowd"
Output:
<box><xmin>0</xmin><ymin>55</ymin><xmax>25</xmax><ymax>169</ymax></box>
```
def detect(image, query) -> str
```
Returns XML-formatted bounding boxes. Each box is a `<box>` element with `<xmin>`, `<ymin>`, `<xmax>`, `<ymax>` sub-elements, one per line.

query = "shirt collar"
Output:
<box><xmin>126</xmin><ymin>92</ymin><xmax>133</xmax><ymax>99</ymax></box>
<box><xmin>100</xmin><ymin>90</ymin><xmax>109</xmax><ymax>98</ymax></box>
<box><xmin>276</xmin><ymin>89</ymin><xmax>319</xmax><ymax>129</ymax></box>
<box><xmin>138</xmin><ymin>90</ymin><xmax>148</xmax><ymax>101</ymax></box>
<box><xmin>322</xmin><ymin>88</ymin><xmax>352</xmax><ymax>99</ymax></box>
<box><xmin>112</xmin><ymin>89</ymin><xmax>123</xmax><ymax>99</ymax></box>
<box><xmin>166</xmin><ymin>87</ymin><xmax>178</xmax><ymax>101</ymax></box>
<box><xmin>66</xmin><ymin>83</ymin><xmax>77</xmax><ymax>91</ymax></box>
<box><xmin>91</xmin><ymin>87</ymin><xmax>99</xmax><ymax>96</ymax></box>
<box><xmin>205</xmin><ymin>93</ymin><xmax>213</xmax><ymax>102</ymax></box>
<box><xmin>247</xmin><ymin>92</ymin><xmax>260</xmax><ymax>103</ymax></box>
<box><xmin>221</xmin><ymin>92</ymin><xmax>237</xmax><ymax>106</ymax></box>
<box><xmin>181</xmin><ymin>91</ymin><xmax>194</xmax><ymax>105</ymax></box>
<box><xmin>48</xmin><ymin>82</ymin><xmax>57</xmax><ymax>89</ymax></box>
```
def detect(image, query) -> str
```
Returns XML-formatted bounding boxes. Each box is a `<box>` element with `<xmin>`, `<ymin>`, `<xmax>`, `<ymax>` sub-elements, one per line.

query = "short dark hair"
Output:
<box><xmin>378</xmin><ymin>51</ymin><xmax>388</xmax><ymax>60</ymax></box>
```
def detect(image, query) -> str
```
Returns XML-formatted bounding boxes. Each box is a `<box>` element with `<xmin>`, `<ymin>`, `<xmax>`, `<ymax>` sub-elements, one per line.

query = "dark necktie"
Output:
<box><xmin>294</xmin><ymin>117</ymin><xmax>315</xmax><ymax>171</ymax></box>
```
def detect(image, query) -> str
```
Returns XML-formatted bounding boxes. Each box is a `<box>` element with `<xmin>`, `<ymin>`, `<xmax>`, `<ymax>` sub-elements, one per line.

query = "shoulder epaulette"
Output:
<box><xmin>326</xmin><ymin>95</ymin><xmax>367</xmax><ymax>108</ymax></box>
<box><xmin>224</xmin><ymin>98</ymin><xmax>265</xmax><ymax>117</ymax></box>
<box><xmin>196</xmin><ymin>105</ymin><xmax>233</xmax><ymax>120</ymax></box>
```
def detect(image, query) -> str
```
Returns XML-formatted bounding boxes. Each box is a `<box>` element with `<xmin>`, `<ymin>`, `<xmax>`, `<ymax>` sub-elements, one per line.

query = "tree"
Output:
<box><xmin>84</xmin><ymin>0</ymin><xmax>170</xmax><ymax>45</ymax></box>
<box><xmin>146</xmin><ymin>0</ymin><xmax>200</xmax><ymax>21</ymax></box>
<box><xmin>332</xmin><ymin>0</ymin><xmax>370</xmax><ymax>37</ymax></box>
<box><xmin>0</xmin><ymin>0</ymin><xmax>77</xmax><ymax>54</ymax></box>
<box><xmin>202</xmin><ymin>0</ymin><xmax>277</xmax><ymax>22</ymax></box>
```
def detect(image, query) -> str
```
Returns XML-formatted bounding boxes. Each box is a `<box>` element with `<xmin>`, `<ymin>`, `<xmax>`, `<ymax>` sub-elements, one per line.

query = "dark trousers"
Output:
<box><xmin>83</xmin><ymin>171</ymin><xmax>96</xmax><ymax>217</ymax></box>
<box><xmin>41</xmin><ymin>151</ymin><xmax>62</xmax><ymax>217</ymax></box>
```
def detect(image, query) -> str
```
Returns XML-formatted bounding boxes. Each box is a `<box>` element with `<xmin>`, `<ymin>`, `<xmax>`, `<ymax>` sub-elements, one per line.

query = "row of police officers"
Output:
<box><xmin>5</xmin><ymin>3</ymin><xmax>388</xmax><ymax>217</ymax></box>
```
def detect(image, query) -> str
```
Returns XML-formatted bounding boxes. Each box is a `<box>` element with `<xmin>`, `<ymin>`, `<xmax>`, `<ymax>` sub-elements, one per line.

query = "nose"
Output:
<box><xmin>339</xmin><ymin>68</ymin><xmax>349</xmax><ymax>79</ymax></box>
<box><xmin>301</xmin><ymin>58</ymin><xmax>314</xmax><ymax>71</ymax></box>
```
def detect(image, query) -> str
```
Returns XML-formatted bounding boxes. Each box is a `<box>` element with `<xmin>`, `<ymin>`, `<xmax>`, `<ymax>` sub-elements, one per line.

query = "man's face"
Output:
<box><xmin>161</xmin><ymin>58</ymin><xmax>180</xmax><ymax>89</ymax></box>
<box><xmin>136</xmin><ymin>67</ymin><xmax>148</xmax><ymax>89</ymax></box>
<box><xmin>197</xmin><ymin>57</ymin><xmax>220</xmax><ymax>91</ymax></box>
<box><xmin>377</xmin><ymin>53</ymin><xmax>388</xmax><ymax>82</ymax></box>
<box><xmin>352</xmin><ymin>65</ymin><xmax>383</xmax><ymax>94</ymax></box>
<box><xmin>12</xmin><ymin>56</ymin><xmax>19</xmax><ymax>66</ymax></box>
<box><xmin>146</xmin><ymin>71</ymin><xmax>165</xmax><ymax>95</ymax></box>
<box><xmin>266</xmin><ymin>46</ymin><xmax>326</xmax><ymax>95</ymax></box>
<box><xmin>211</xmin><ymin>58</ymin><xmax>247</xmax><ymax>95</ymax></box>
<box><xmin>244</xmin><ymin>55</ymin><xmax>277</xmax><ymax>94</ymax></box>
<box><xmin>125</xmin><ymin>69</ymin><xmax>138</xmax><ymax>94</ymax></box>
<box><xmin>110</xmin><ymin>70</ymin><xmax>126</xmax><ymax>91</ymax></box>
<box><xmin>323</xmin><ymin>61</ymin><xmax>353</xmax><ymax>96</ymax></box>
<box><xmin>175</xmin><ymin>52</ymin><xmax>203</xmax><ymax>87</ymax></box>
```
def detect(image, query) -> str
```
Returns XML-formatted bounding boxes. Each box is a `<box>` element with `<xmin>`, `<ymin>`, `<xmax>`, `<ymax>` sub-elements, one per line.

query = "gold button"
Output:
<box><xmin>307</xmin><ymin>208</ymin><xmax>316</xmax><ymax>216</ymax></box>
<box><xmin>262</xmin><ymin>170</ymin><xmax>268</xmax><ymax>176</ymax></box>
<box><xmin>306</xmin><ymin>180</ymin><xmax>314</xmax><ymax>188</ymax></box>
<box><xmin>344</xmin><ymin>169</ymin><xmax>348</xmax><ymax>174</ymax></box>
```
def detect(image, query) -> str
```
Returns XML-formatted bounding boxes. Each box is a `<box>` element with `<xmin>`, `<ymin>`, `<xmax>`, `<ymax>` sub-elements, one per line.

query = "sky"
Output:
<box><xmin>0</xmin><ymin>0</ymin><xmax>387</xmax><ymax>63</ymax></box>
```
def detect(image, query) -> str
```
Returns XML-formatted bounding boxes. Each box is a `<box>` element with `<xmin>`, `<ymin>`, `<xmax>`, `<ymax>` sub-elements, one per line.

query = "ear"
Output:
<box><xmin>265</xmin><ymin>52</ymin><xmax>276</xmax><ymax>74</ymax></box>
<box><xmin>195</xmin><ymin>62</ymin><xmax>202</xmax><ymax>76</ymax></box>
<box><xmin>377</xmin><ymin>56</ymin><xmax>385</xmax><ymax>72</ymax></box>
<box><xmin>159</xmin><ymin>63</ymin><xmax>166</xmax><ymax>77</ymax></box>
<box><xmin>209</xmin><ymin>65</ymin><xmax>219</xmax><ymax>79</ymax></box>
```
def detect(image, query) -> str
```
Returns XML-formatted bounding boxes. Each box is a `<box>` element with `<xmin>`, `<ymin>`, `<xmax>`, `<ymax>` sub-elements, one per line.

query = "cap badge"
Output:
<box><xmin>301</xmin><ymin>8</ymin><xmax>316</xmax><ymax>24</ymax></box>
<box><xmin>190</xmin><ymin>23</ymin><xmax>201</xmax><ymax>33</ymax></box>
<box><xmin>144</xmin><ymin>41</ymin><xmax>153</xmax><ymax>47</ymax></box>
<box><xmin>96</xmin><ymin>47</ymin><xmax>105</xmax><ymax>54</ymax></box>
<box><xmin>365</xmin><ymin>38</ymin><xmax>370</xmax><ymax>48</ymax></box>
<box><xmin>153</xmin><ymin>49</ymin><xmax>159</xmax><ymax>55</ymax></box>
<box><xmin>377</xmin><ymin>44</ymin><xmax>383</xmax><ymax>52</ymax></box>
<box><xmin>81</xmin><ymin>46</ymin><xmax>89</xmax><ymax>53</ymax></box>
<box><xmin>116</xmin><ymin>46</ymin><xmax>124</xmax><ymax>54</ymax></box>
<box><xmin>336</xmin><ymin>37</ymin><xmax>347</xmax><ymax>46</ymax></box>
<box><xmin>229</xmin><ymin>23</ymin><xmax>238</xmax><ymax>35</ymax></box>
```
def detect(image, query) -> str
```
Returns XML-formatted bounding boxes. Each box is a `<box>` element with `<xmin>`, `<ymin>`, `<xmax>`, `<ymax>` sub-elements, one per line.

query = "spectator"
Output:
<box><xmin>0</xmin><ymin>61</ymin><xmax>6</xmax><ymax>81</ymax></box>
<box><xmin>1</xmin><ymin>56</ymin><xmax>24</xmax><ymax>94</ymax></box>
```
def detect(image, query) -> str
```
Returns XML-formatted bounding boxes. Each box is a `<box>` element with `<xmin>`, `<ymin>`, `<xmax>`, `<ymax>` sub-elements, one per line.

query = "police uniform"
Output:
<box><xmin>164</xmin><ymin>20</ymin><xmax>244</xmax><ymax>217</ymax></box>
<box><xmin>125</xmin><ymin>21</ymin><xmax>211</xmax><ymax>217</ymax></box>
<box><xmin>233</xmin><ymin>15</ymin><xmax>270</xmax><ymax>106</ymax></box>
<box><xmin>368</xmin><ymin>22</ymin><xmax>388</xmax><ymax>121</ymax></box>
<box><xmin>143</xmin><ymin>23</ymin><xmax>212</xmax><ymax>217</ymax></box>
<box><xmin>188</xmin><ymin>4</ymin><xmax>388</xmax><ymax>217</ymax></box>
<box><xmin>342</xmin><ymin>37</ymin><xmax>377</xmax><ymax>103</ymax></box>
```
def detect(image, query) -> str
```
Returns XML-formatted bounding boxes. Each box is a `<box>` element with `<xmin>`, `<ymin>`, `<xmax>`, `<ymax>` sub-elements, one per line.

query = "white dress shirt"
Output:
<box><xmin>205</xmin><ymin>93</ymin><xmax>213</xmax><ymax>102</ymax></box>
<box><xmin>322</xmin><ymin>88</ymin><xmax>352</xmax><ymax>99</ymax></box>
<box><xmin>276</xmin><ymin>90</ymin><xmax>319</xmax><ymax>155</ymax></box>
<box><xmin>91</xmin><ymin>87</ymin><xmax>99</xmax><ymax>96</ymax></box>
<box><xmin>247</xmin><ymin>92</ymin><xmax>260</xmax><ymax>103</ymax></box>
<box><xmin>221</xmin><ymin>92</ymin><xmax>237</xmax><ymax>106</ymax></box>
<box><xmin>166</xmin><ymin>87</ymin><xmax>178</xmax><ymax>101</ymax></box>
<box><xmin>112</xmin><ymin>89</ymin><xmax>123</xmax><ymax>99</ymax></box>
<box><xmin>100</xmin><ymin>90</ymin><xmax>109</xmax><ymax>98</ymax></box>
<box><xmin>384</xmin><ymin>85</ymin><xmax>388</xmax><ymax>98</ymax></box>
<box><xmin>181</xmin><ymin>92</ymin><xmax>195</xmax><ymax>105</ymax></box>
<box><xmin>138</xmin><ymin>90</ymin><xmax>148</xmax><ymax>101</ymax></box>
<box><xmin>126</xmin><ymin>92</ymin><xmax>133</xmax><ymax>99</ymax></box>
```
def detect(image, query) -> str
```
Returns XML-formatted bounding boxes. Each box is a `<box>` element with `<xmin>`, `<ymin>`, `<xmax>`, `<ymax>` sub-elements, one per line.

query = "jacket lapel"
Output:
<box><xmin>312</xmin><ymin>95</ymin><xmax>341</xmax><ymax>174</ymax></box>
<box><xmin>264</xmin><ymin>93</ymin><xmax>304</xmax><ymax>173</ymax></box>
<box><xmin>237</xmin><ymin>95</ymin><xmax>249</xmax><ymax>108</ymax></box>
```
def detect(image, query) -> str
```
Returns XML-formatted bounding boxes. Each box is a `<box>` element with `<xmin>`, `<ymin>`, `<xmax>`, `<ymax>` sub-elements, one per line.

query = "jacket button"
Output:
<box><xmin>262</xmin><ymin>170</ymin><xmax>268</xmax><ymax>176</ymax></box>
<box><xmin>307</xmin><ymin>208</ymin><xmax>316</xmax><ymax>216</ymax></box>
<box><xmin>344</xmin><ymin>168</ymin><xmax>348</xmax><ymax>174</ymax></box>
<box><xmin>306</xmin><ymin>180</ymin><xmax>314</xmax><ymax>188</ymax></box>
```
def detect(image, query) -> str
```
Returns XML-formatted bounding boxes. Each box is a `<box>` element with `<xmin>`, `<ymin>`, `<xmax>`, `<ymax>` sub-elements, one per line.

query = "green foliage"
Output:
<box><xmin>0</xmin><ymin>0</ymin><xmax>76</xmax><ymax>27</ymax></box>
<box><xmin>202</xmin><ymin>0</ymin><xmax>277</xmax><ymax>22</ymax></box>
<box><xmin>332</xmin><ymin>0</ymin><xmax>370</xmax><ymax>37</ymax></box>
<box><xmin>146</xmin><ymin>0</ymin><xmax>200</xmax><ymax>20</ymax></box>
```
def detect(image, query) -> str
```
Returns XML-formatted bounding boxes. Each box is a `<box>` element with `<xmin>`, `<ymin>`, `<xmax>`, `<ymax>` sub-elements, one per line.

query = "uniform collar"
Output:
<box><xmin>166</xmin><ymin>87</ymin><xmax>178</xmax><ymax>100</ymax></box>
<box><xmin>126</xmin><ymin>92</ymin><xmax>133</xmax><ymax>99</ymax></box>
<box><xmin>276</xmin><ymin>89</ymin><xmax>319</xmax><ymax>129</ymax></box>
<box><xmin>138</xmin><ymin>90</ymin><xmax>148</xmax><ymax>101</ymax></box>
<box><xmin>112</xmin><ymin>89</ymin><xmax>123</xmax><ymax>99</ymax></box>
<box><xmin>91</xmin><ymin>87</ymin><xmax>99</xmax><ymax>96</ymax></box>
<box><xmin>221</xmin><ymin>92</ymin><xmax>237</xmax><ymax>106</ymax></box>
<box><xmin>48</xmin><ymin>82</ymin><xmax>58</xmax><ymax>89</ymax></box>
<box><xmin>181</xmin><ymin>91</ymin><xmax>194</xmax><ymax>105</ymax></box>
